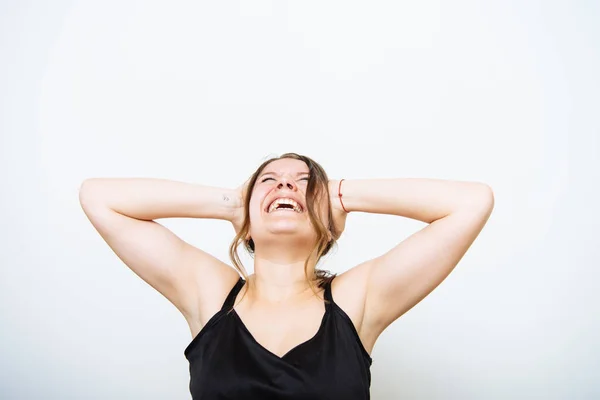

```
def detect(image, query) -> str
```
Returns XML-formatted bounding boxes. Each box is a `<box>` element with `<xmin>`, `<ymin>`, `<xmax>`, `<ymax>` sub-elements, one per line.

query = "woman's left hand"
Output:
<box><xmin>328</xmin><ymin>180</ymin><xmax>348</xmax><ymax>239</ymax></box>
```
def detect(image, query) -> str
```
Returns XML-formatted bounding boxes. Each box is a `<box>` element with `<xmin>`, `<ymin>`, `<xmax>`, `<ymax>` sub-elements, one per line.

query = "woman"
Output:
<box><xmin>79</xmin><ymin>152</ymin><xmax>494</xmax><ymax>399</ymax></box>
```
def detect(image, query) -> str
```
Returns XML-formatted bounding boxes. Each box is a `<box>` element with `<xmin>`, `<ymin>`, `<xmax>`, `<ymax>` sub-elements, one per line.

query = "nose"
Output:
<box><xmin>276</xmin><ymin>177</ymin><xmax>297</xmax><ymax>191</ymax></box>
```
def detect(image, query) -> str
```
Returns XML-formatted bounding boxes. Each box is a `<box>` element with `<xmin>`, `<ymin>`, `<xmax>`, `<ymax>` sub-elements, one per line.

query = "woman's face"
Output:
<box><xmin>248</xmin><ymin>158</ymin><xmax>328</xmax><ymax>244</ymax></box>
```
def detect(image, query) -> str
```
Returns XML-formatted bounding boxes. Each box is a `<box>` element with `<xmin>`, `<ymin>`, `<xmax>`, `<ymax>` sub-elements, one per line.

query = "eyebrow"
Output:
<box><xmin>259</xmin><ymin>171</ymin><xmax>310</xmax><ymax>178</ymax></box>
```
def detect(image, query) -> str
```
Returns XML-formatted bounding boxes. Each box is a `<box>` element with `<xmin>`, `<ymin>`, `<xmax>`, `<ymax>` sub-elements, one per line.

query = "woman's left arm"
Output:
<box><xmin>330</xmin><ymin>178</ymin><xmax>495</xmax><ymax>338</ymax></box>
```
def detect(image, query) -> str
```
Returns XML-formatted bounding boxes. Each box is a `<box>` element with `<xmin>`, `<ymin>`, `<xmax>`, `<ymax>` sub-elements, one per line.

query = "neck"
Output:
<box><xmin>248</xmin><ymin>253</ymin><xmax>319</xmax><ymax>303</ymax></box>
<box><xmin>253</xmin><ymin>234</ymin><xmax>315</xmax><ymax>261</ymax></box>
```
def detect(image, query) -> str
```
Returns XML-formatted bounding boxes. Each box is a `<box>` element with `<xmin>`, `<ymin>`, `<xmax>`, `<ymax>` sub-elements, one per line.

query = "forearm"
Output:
<box><xmin>336</xmin><ymin>178</ymin><xmax>493</xmax><ymax>224</ymax></box>
<box><xmin>79</xmin><ymin>178</ymin><xmax>237</xmax><ymax>221</ymax></box>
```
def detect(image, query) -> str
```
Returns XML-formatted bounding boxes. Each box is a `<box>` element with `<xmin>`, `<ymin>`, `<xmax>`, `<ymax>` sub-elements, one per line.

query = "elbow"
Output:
<box><xmin>473</xmin><ymin>183</ymin><xmax>495</xmax><ymax>217</ymax></box>
<box><xmin>480</xmin><ymin>184</ymin><xmax>495</xmax><ymax>208</ymax></box>
<box><xmin>78</xmin><ymin>178</ymin><xmax>106</xmax><ymax>210</ymax></box>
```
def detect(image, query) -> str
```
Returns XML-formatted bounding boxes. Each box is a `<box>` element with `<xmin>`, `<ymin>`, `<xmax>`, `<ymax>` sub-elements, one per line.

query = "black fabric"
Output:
<box><xmin>184</xmin><ymin>276</ymin><xmax>373</xmax><ymax>399</ymax></box>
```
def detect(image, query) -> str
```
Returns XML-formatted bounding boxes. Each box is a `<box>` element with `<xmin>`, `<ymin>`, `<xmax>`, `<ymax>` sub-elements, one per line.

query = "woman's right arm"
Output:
<box><xmin>78</xmin><ymin>178</ymin><xmax>241</xmax><ymax>325</ymax></box>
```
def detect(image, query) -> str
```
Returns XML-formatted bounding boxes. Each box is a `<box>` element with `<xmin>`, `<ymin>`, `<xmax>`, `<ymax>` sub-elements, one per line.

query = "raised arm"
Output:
<box><xmin>329</xmin><ymin>178</ymin><xmax>494</xmax><ymax>351</ymax></box>
<box><xmin>78</xmin><ymin>178</ymin><xmax>241</xmax><ymax>327</ymax></box>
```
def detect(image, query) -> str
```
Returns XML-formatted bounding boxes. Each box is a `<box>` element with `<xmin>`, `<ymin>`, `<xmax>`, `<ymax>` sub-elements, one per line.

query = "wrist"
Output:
<box><xmin>329</xmin><ymin>179</ymin><xmax>349</xmax><ymax>213</ymax></box>
<box><xmin>209</xmin><ymin>188</ymin><xmax>235</xmax><ymax>222</ymax></box>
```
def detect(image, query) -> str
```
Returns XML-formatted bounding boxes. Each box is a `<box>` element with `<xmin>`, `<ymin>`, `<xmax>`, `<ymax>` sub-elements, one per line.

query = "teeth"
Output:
<box><xmin>268</xmin><ymin>198</ymin><xmax>302</xmax><ymax>213</ymax></box>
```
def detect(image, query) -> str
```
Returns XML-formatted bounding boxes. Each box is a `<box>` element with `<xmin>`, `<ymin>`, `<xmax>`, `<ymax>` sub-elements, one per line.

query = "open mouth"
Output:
<box><xmin>267</xmin><ymin>198</ymin><xmax>303</xmax><ymax>213</ymax></box>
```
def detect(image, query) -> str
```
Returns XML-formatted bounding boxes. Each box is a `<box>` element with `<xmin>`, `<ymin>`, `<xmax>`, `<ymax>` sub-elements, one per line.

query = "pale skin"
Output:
<box><xmin>79</xmin><ymin>158</ymin><xmax>494</xmax><ymax>359</ymax></box>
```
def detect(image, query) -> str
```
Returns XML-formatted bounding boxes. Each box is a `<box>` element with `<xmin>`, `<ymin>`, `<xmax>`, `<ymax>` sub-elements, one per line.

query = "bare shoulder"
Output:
<box><xmin>181</xmin><ymin>249</ymin><xmax>241</xmax><ymax>336</ymax></box>
<box><xmin>330</xmin><ymin>262</ymin><xmax>376</xmax><ymax>352</ymax></box>
<box><xmin>180</xmin><ymin>246</ymin><xmax>242</xmax><ymax>319</ymax></box>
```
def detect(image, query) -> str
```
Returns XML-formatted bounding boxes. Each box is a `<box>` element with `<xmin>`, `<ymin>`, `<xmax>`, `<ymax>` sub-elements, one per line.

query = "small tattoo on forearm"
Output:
<box><xmin>223</xmin><ymin>195</ymin><xmax>230</xmax><ymax>202</ymax></box>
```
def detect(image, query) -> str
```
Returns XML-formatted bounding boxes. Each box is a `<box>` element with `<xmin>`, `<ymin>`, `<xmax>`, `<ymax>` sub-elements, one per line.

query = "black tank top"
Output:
<box><xmin>184</xmin><ymin>276</ymin><xmax>372</xmax><ymax>399</ymax></box>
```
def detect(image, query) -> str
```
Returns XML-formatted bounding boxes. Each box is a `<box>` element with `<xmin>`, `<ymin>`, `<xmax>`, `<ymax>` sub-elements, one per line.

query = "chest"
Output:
<box><xmin>233</xmin><ymin>301</ymin><xmax>326</xmax><ymax>358</ymax></box>
<box><xmin>188</xmin><ymin>310</ymin><xmax>372</xmax><ymax>400</ymax></box>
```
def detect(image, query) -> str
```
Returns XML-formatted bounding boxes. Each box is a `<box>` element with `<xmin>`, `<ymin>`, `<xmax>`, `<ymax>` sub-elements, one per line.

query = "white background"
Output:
<box><xmin>1</xmin><ymin>1</ymin><xmax>598</xmax><ymax>398</ymax></box>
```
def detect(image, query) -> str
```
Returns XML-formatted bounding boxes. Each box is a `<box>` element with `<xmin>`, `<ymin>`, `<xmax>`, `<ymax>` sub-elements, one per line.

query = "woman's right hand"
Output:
<box><xmin>230</xmin><ymin>178</ymin><xmax>249</xmax><ymax>234</ymax></box>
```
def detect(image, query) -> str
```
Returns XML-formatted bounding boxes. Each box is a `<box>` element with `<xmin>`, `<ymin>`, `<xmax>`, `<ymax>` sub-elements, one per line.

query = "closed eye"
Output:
<box><xmin>261</xmin><ymin>176</ymin><xmax>309</xmax><ymax>183</ymax></box>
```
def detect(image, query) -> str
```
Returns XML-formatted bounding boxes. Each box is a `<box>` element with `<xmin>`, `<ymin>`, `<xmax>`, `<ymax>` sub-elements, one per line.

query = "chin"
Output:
<box><xmin>256</xmin><ymin>224</ymin><xmax>316</xmax><ymax>242</ymax></box>
<box><xmin>269</xmin><ymin>227</ymin><xmax>313</xmax><ymax>238</ymax></box>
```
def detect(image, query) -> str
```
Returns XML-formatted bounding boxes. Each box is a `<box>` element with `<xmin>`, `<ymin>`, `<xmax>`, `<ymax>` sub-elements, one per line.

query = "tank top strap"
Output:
<box><xmin>323</xmin><ymin>276</ymin><xmax>335</xmax><ymax>309</ymax></box>
<box><xmin>221</xmin><ymin>277</ymin><xmax>246</xmax><ymax>311</ymax></box>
